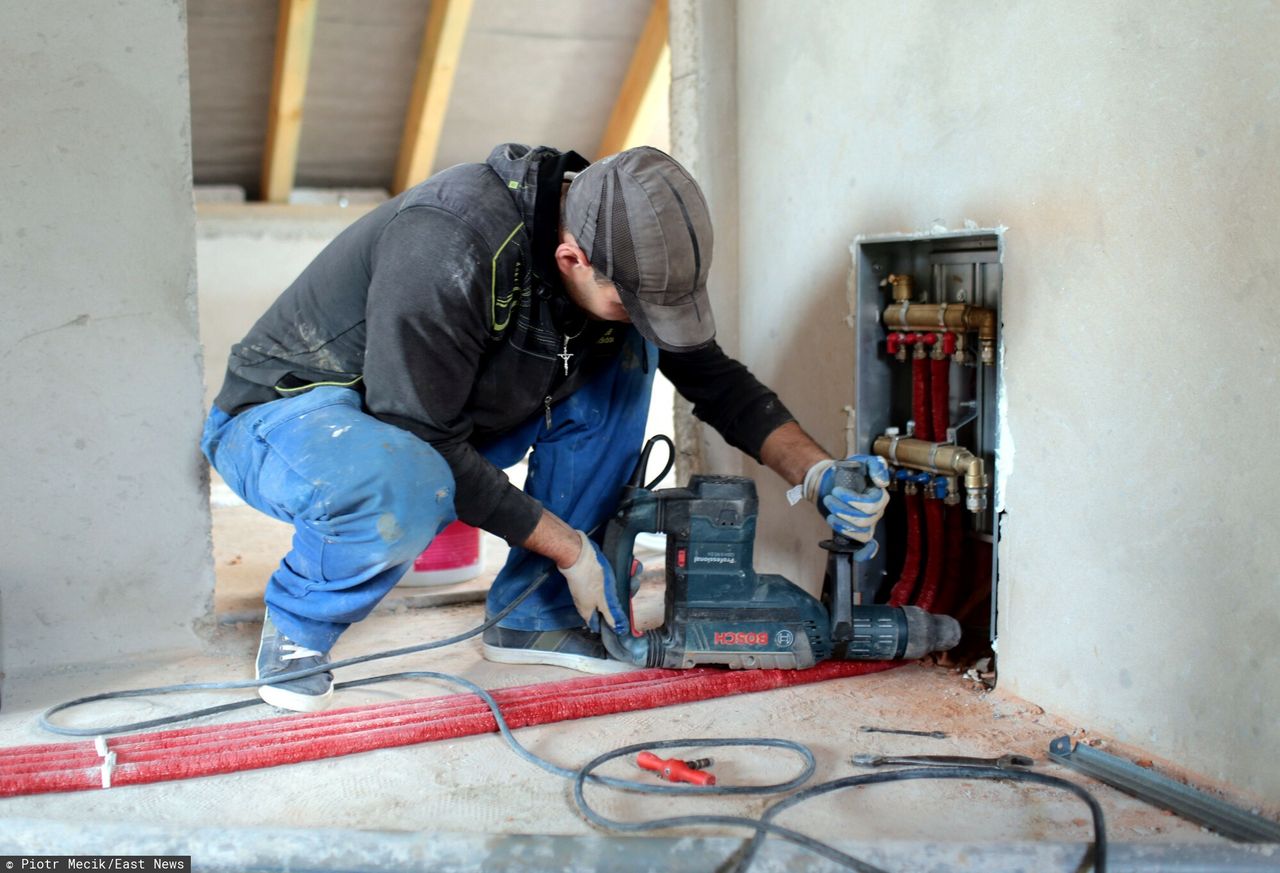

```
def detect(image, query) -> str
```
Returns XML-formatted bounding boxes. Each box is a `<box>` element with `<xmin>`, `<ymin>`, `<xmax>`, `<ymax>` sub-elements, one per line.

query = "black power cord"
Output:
<box><xmin>39</xmin><ymin>436</ymin><xmax>680</xmax><ymax>738</ymax></box>
<box><xmin>36</xmin><ymin>434</ymin><xmax>1107</xmax><ymax>872</ymax></box>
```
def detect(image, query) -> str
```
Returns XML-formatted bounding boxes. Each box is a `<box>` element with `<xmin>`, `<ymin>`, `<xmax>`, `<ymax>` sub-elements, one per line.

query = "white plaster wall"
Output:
<box><xmin>690</xmin><ymin>1</ymin><xmax>1279</xmax><ymax>799</ymax></box>
<box><xmin>0</xmin><ymin>1</ymin><xmax>212</xmax><ymax>674</ymax></box>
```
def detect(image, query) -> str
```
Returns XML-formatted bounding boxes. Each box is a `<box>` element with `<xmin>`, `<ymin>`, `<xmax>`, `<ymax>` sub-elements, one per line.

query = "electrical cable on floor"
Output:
<box><xmin>35</xmin><ymin>434</ymin><xmax>1107</xmax><ymax>872</ymax></box>
<box><xmin>40</xmin><ymin>436</ymin><xmax>678</xmax><ymax>738</ymax></box>
<box><xmin>730</xmin><ymin>765</ymin><xmax>1109</xmax><ymax>873</ymax></box>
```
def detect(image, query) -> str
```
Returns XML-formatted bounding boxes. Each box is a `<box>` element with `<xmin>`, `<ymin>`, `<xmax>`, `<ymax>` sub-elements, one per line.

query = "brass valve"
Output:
<box><xmin>880</xmin><ymin>273</ymin><xmax>915</xmax><ymax>302</ymax></box>
<box><xmin>872</xmin><ymin>434</ymin><xmax>988</xmax><ymax>513</ymax></box>
<box><xmin>883</xmin><ymin>302</ymin><xmax>996</xmax><ymax>366</ymax></box>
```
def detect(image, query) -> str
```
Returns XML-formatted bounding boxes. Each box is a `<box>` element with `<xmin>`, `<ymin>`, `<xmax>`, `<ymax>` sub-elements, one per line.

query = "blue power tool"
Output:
<box><xmin>599</xmin><ymin>467</ymin><xmax>960</xmax><ymax>670</ymax></box>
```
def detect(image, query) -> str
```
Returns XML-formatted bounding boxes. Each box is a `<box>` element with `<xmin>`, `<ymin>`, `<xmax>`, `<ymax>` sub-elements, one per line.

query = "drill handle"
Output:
<box><xmin>828</xmin><ymin>459</ymin><xmax>871</xmax><ymax>546</ymax></box>
<box><xmin>830</xmin><ymin>458</ymin><xmax>870</xmax><ymax>496</ymax></box>
<box><xmin>599</xmin><ymin>490</ymin><xmax>663</xmax><ymax>665</ymax></box>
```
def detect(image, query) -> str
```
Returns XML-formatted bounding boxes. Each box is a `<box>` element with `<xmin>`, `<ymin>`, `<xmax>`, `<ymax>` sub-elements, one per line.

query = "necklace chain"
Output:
<box><xmin>559</xmin><ymin>319</ymin><xmax>586</xmax><ymax>374</ymax></box>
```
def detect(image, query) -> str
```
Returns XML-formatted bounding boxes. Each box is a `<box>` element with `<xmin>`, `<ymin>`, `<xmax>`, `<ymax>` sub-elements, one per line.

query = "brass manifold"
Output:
<box><xmin>872</xmin><ymin>434</ymin><xmax>989</xmax><ymax>513</ymax></box>
<box><xmin>882</xmin><ymin>299</ymin><xmax>997</xmax><ymax>365</ymax></box>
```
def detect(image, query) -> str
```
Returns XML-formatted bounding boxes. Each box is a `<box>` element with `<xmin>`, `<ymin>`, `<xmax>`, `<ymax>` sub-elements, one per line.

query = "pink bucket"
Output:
<box><xmin>404</xmin><ymin>520</ymin><xmax>484</xmax><ymax>587</ymax></box>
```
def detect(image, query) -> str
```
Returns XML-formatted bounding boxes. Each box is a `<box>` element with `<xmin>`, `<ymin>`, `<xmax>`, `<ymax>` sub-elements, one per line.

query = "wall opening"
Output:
<box><xmin>850</xmin><ymin>230</ymin><xmax>1005</xmax><ymax>673</ymax></box>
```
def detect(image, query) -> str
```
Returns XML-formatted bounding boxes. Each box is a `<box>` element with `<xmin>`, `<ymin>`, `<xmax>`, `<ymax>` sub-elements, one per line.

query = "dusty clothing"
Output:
<box><xmin>213</xmin><ymin>144</ymin><xmax>794</xmax><ymax>544</ymax></box>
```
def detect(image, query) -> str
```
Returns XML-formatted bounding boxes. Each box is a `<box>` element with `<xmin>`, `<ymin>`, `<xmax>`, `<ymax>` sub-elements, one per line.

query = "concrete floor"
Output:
<box><xmin>0</xmin><ymin>484</ymin><xmax>1270</xmax><ymax>871</ymax></box>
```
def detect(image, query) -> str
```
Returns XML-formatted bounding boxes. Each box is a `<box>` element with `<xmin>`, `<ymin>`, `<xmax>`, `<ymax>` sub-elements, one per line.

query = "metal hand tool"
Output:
<box><xmin>636</xmin><ymin>751</ymin><xmax>717</xmax><ymax>786</ymax></box>
<box><xmin>852</xmin><ymin>753</ymin><xmax>1035</xmax><ymax>770</ymax></box>
<box><xmin>1049</xmin><ymin>736</ymin><xmax>1280</xmax><ymax>843</ymax></box>
<box><xmin>858</xmin><ymin>725</ymin><xmax>947</xmax><ymax>739</ymax></box>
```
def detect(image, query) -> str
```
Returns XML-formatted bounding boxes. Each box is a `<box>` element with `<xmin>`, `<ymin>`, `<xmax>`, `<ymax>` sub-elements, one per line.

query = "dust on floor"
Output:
<box><xmin>0</xmin><ymin>599</ymin><xmax>1242</xmax><ymax>850</ymax></box>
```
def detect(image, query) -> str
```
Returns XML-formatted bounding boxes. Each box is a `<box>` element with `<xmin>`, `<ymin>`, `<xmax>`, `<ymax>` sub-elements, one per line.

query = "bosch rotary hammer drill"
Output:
<box><xmin>599</xmin><ymin>458</ymin><xmax>960</xmax><ymax>670</ymax></box>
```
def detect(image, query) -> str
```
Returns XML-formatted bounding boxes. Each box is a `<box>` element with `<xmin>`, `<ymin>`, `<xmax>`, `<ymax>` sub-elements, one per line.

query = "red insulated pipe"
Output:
<box><xmin>889</xmin><ymin>352</ymin><xmax>932</xmax><ymax>606</ymax></box>
<box><xmin>930</xmin><ymin>356</ymin><xmax>950</xmax><ymax>444</ymax></box>
<box><xmin>936</xmin><ymin>506</ymin><xmax>968</xmax><ymax>617</ymax></box>
<box><xmin>913</xmin><ymin>354</ymin><xmax>953</xmax><ymax>613</ymax></box>
<box><xmin>887</xmin><ymin>490</ymin><xmax>922</xmax><ymax>607</ymax></box>
<box><xmin>1</xmin><ymin>670</ymin><xmax>689</xmax><ymax>774</ymax></box>
<box><xmin>913</xmin><ymin>498</ymin><xmax>946</xmax><ymax>613</ymax></box>
<box><xmin>0</xmin><ymin>661</ymin><xmax>900</xmax><ymax>798</ymax></box>
<box><xmin>911</xmin><ymin>353</ymin><xmax>932</xmax><ymax>442</ymax></box>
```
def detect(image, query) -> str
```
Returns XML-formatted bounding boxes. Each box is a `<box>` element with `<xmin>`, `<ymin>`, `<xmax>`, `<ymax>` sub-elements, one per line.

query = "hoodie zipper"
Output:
<box><xmin>544</xmin><ymin>395</ymin><xmax>553</xmax><ymax>430</ymax></box>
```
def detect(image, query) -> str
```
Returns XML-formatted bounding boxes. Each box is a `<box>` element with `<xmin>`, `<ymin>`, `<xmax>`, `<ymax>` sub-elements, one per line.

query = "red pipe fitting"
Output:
<box><xmin>636</xmin><ymin>751</ymin><xmax>716</xmax><ymax>786</ymax></box>
<box><xmin>942</xmin><ymin>333</ymin><xmax>957</xmax><ymax>356</ymax></box>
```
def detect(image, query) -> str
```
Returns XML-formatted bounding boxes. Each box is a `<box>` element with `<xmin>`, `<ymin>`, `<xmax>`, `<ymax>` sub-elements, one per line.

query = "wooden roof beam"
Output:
<box><xmin>597</xmin><ymin>0</ymin><xmax>670</xmax><ymax>159</ymax></box>
<box><xmin>393</xmin><ymin>0</ymin><xmax>474</xmax><ymax>194</ymax></box>
<box><xmin>261</xmin><ymin>0</ymin><xmax>319</xmax><ymax>203</ymax></box>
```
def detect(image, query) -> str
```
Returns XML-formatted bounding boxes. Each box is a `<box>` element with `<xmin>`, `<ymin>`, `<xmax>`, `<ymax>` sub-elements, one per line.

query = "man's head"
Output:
<box><xmin>556</xmin><ymin>147</ymin><xmax>715</xmax><ymax>352</ymax></box>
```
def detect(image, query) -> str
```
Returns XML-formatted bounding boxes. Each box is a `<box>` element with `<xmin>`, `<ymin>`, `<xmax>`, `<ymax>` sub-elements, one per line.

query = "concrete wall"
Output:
<box><xmin>0</xmin><ymin>1</ymin><xmax>213</xmax><ymax>674</ymax></box>
<box><xmin>669</xmin><ymin>0</ymin><xmax>743</xmax><ymax>483</ymax></box>
<box><xmin>673</xmin><ymin>0</ymin><xmax>1280</xmax><ymax>801</ymax></box>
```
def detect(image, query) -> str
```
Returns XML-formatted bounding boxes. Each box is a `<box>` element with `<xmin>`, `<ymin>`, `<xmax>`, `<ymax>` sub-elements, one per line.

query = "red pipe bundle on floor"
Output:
<box><xmin>0</xmin><ymin>660</ymin><xmax>898</xmax><ymax>798</ymax></box>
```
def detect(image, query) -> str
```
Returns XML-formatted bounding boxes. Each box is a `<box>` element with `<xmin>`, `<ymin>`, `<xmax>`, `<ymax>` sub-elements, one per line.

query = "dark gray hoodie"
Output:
<box><xmin>213</xmin><ymin>144</ymin><xmax>793</xmax><ymax>544</ymax></box>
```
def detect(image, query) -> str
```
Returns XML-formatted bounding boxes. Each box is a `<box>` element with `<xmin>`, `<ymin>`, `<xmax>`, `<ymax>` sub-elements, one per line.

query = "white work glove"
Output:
<box><xmin>797</xmin><ymin>455</ymin><xmax>891</xmax><ymax>559</ymax></box>
<box><xmin>559</xmin><ymin>530</ymin><xmax>630</xmax><ymax>634</ymax></box>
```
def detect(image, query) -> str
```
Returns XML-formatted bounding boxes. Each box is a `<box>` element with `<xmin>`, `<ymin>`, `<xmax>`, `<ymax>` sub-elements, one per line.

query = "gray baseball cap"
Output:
<box><xmin>563</xmin><ymin>147</ymin><xmax>716</xmax><ymax>352</ymax></box>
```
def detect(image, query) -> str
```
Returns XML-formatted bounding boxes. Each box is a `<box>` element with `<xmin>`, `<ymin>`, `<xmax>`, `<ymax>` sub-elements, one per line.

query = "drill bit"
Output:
<box><xmin>859</xmin><ymin>725</ymin><xmax>948</xmax><ymax>739</ymax></box>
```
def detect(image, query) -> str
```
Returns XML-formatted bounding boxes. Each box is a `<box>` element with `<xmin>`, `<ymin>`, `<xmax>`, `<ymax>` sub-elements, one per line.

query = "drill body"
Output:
<box><xmin>600</xmin><ymin>474</ymin><xmax>959</xmax><ymax>670</ymax></box>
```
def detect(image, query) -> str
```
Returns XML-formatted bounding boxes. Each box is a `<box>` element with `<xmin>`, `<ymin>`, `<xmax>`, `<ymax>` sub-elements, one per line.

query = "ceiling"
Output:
<box><xmin>186</xmin><ymin>0</ymin><xmax>667</xmax><ymax>198</ymax></box>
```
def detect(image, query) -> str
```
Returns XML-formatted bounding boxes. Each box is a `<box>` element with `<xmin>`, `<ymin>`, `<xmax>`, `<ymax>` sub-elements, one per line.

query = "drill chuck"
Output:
<box><xmin>832</xmin><ymin>604</ymin><xmax>961</xmax><ymax>661</ymax></box>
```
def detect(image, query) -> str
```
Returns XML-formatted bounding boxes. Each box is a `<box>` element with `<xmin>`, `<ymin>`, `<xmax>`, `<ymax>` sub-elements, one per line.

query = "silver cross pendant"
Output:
<box><xmin>558</xmin><ymin>341</ymin><xmax>573</xmax><ymax>375</ymax></box>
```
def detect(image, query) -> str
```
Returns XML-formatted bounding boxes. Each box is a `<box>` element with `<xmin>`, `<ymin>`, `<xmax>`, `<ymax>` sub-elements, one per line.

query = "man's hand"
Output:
<box><xmin>523</xmin><ymin>512</ymin><xmax>630</xmax><ymax>633</ymax></box>
<box><xmin>805</xmin><ymin>455</ymin><xmax>891</xmax><ymax>559</ymax></box>
<box><xmin>759</xmin><ymin>423</ymin><xmax>892</xmax><ymax>560</ymax></box>
<box><xmin>558</xmin><ymin>530</ymin><xmax>630</xmax><ymax>633</ymax></box>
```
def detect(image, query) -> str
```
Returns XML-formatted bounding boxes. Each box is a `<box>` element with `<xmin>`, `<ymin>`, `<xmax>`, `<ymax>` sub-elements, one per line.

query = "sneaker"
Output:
<box><xmin>482</xmin><ymin>625</ymin><xmax>635</xmax><ymax>675</ymax></box>
<box><xmin>255</xmin><ymin>611</ymin><xmax>335</xmax><ymax>712</ymax></box>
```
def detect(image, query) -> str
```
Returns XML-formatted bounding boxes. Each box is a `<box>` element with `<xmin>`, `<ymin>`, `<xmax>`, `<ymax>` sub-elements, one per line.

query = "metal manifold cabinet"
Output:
<box><xmin>849</xmin><ymin>229</ymin><xmax>1005</xmax><ymax>646</ymax></box>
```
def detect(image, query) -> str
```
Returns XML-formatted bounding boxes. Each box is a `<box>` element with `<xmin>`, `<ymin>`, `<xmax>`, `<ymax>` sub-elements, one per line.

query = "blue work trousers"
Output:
<box><xmin>201</xmin><ymin>331</ymin><xmax>656</xmax><ymax>652</ymax></box>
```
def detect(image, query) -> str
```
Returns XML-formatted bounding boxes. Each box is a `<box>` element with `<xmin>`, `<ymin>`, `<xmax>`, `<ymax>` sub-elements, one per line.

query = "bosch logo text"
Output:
<box><xmin>713</xmin><ymin>631</ymin><xmax>769</xmax><ymax>646</ymax></box>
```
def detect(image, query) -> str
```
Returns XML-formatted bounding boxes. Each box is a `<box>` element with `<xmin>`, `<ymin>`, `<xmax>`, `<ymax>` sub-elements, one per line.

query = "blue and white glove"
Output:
<box><xmin>559</xmin><ymin>530</ymin><xmax>632</xmax><ymax>635</ymax></box>
<box><xmin>800</xmin><ymin>455</ymin><xmax>891</xmax><ymax>560</ymax></box>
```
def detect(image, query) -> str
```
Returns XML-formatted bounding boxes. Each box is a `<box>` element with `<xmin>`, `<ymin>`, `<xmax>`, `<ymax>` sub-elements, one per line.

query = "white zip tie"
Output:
<box><xmin>94</xmin><ymin>735</ymin><xmax>116</xmax><ymax>788</ymax></box>
<box><xmin>100</xmin><ymin>751</ymin><xmax>117</xmax><ymax>789</ymax></box>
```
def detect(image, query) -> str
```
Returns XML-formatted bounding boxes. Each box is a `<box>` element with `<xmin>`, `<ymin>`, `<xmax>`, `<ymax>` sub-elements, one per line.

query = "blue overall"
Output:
<box><xmin>201</xmin><ymin>330</ymin><xmax>656</xmax><ymax>653</ymax></box>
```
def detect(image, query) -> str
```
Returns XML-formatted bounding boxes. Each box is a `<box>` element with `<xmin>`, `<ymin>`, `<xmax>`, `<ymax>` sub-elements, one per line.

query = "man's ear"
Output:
<box><xmin>554</xmin><ymin>239</ymin><xmax>591</xmax><ymax>275</ymax></box>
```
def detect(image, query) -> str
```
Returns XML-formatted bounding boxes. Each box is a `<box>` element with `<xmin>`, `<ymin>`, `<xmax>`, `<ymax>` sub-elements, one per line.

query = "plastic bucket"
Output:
<box><xmin>404</xmin><ymin>520</ymin><xmax>484</xmax><ymax>587</ymax></box>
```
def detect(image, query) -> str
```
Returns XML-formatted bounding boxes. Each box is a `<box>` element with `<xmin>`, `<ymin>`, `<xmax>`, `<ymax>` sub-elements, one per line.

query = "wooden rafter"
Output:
<box><xmin>597</xmin><ymin>0</ymin><xmax>670</xmax><ymax>159</ymax></box>
<box><xmin>261</xmin><ymin>0</ymin><xmax>319</xmax><ymax>203</ymax></box>
<box><xmin>393</xmin><ymin>0</ymin><xmax>474</xmax><ymax>194</ymax></box>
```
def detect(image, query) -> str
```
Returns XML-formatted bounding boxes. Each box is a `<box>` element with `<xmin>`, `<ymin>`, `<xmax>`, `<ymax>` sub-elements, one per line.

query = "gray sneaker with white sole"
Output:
<box><xmin>482</xmin><ymin>625</ymin><xmax>635</xmax><ymax>674</ymax></box>
<box><xmin>256</xmin><ymin>611</ymin><xmax>335</xmax><ymax>712</ymax></box>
